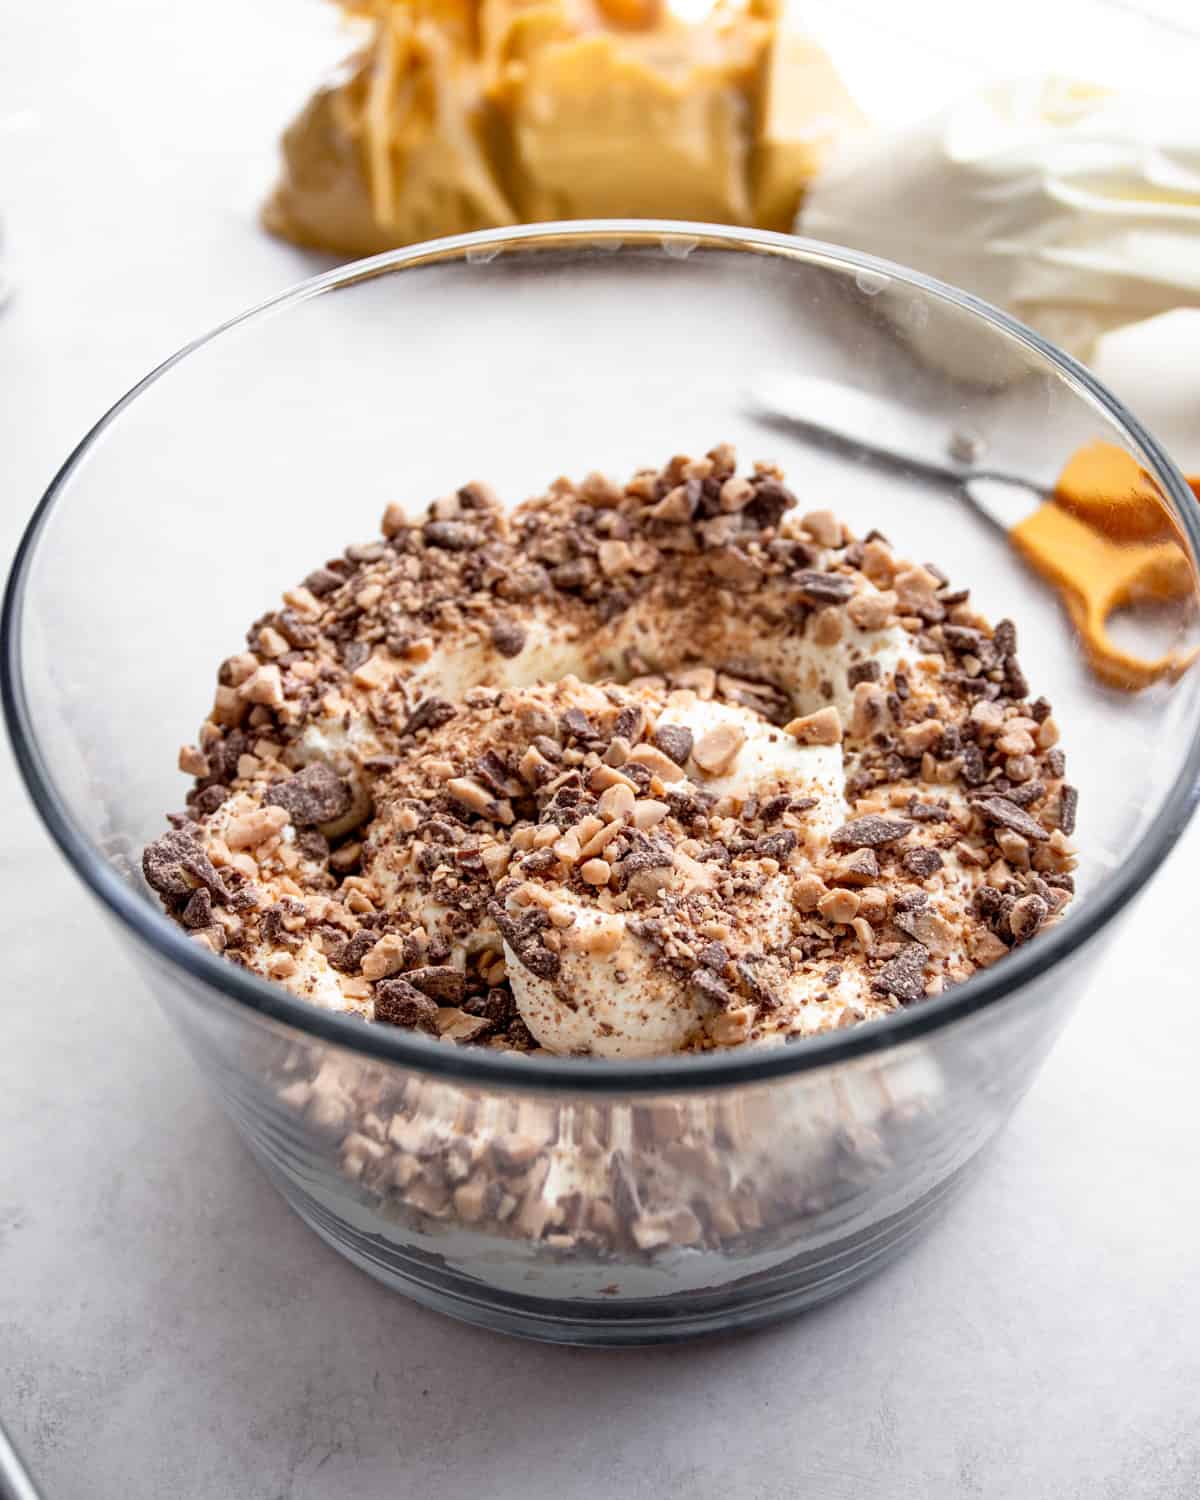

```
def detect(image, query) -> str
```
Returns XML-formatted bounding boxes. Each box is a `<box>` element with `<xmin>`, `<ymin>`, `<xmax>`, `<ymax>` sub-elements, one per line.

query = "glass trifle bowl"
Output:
<box><xmin>6</xmin><ymin>223</ymin><xmax>1200</xmax><ymax>1345</ymax></box>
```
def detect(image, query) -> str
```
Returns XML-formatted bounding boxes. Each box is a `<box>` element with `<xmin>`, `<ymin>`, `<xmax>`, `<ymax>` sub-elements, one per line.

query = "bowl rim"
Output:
<box><xmin>5</xmin><ymin>219</ymin><xmax>1200</xmax><ymax>1095</ymax></box>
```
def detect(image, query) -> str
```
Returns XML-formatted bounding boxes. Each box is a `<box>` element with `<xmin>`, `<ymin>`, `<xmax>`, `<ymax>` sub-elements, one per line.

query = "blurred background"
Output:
<box><xmin>3</xmin><ymin>4</ymin><xmax>1200</xmax><ymax>1497</ymax></box>
<box><xmin>4</xmin><ymin>0</ymin><xmax>1199</xmax><ymax>488</ymax></box>
<box><xmin>806</xmin><ymin>0</ymin><xmax>1200</xmax><ymax>120</ymax></box>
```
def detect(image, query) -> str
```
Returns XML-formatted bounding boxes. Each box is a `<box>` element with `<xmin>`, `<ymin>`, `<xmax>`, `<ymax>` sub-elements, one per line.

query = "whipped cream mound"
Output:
<box><xmin>367</xmin><ymin>680</ymin><xmax>858</xmax><ymax>1057</ymax></box>
<box><xmin>802</xmin><ymin>76</ymin><xmax>1200</xmax><ymax>365</ymax></box>
<box><xmin>145</xmin><ymin>443</ymin><xmax>1078</xmax><ymax>1058</ymax></box>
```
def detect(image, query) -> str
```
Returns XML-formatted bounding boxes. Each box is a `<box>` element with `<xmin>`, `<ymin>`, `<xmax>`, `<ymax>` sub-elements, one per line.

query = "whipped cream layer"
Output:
<box><xmin>370</xmin><ymin>681</ymin><xmax>856</xmax><ymax>1057</ymax></box>
<box><xmin>144</xmin><ymin>444</ymin><xmax>1078</xmax><ymax>1058</ymax></box>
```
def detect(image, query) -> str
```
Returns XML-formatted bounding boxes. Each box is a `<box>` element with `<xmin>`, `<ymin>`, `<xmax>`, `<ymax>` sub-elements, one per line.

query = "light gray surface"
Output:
<box><xmin>3</xmin><ymin>3</ymin><xmax>1200</xmax><ymax>1497</ymax></box>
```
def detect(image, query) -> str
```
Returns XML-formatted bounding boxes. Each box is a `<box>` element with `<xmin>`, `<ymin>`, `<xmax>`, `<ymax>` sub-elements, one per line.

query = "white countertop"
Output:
<box><xmin>3</xmin><ymin>3</ymin><xmax>1200</xmax><ymax>1496</ymax></box>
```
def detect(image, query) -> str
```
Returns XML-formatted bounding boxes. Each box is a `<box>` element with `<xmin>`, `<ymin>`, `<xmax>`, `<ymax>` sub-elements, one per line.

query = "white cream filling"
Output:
<box><xmin>606</xmin><ymin>609</ymin><xmax>912</xmax><ymax>722</ymax></box>
<box><xmin>660</xmin><ymin>692</ymin><xmax>845</xmax><ymax>847</ymax></box>
<box><xmin>504</xmin><ymin>698</ymin><xmax>848</xmax><ymax>1057</ymax></box>
<box><xmin>514</xmin><ymin>909</ymin><xmax>707</xmax><ymax>1059</ymax></box>
<box><xmin>294</xmin><ymin>596</ymin><xmax>913</xmax><ymax>775</ymax></box>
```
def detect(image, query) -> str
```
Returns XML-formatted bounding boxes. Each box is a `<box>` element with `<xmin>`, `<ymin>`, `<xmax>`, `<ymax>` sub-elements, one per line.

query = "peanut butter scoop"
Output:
<box><xmin>262</xmin><ymin>0</ymin><xmax>864</xmax><ymax>255</ymax></box>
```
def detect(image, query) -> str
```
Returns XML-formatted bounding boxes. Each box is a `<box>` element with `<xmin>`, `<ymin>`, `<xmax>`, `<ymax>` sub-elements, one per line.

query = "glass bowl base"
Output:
<box><xmin>259</xmin><ymin>1150</ymin><xmax>977</xmax><ymax>1346</ymax></box>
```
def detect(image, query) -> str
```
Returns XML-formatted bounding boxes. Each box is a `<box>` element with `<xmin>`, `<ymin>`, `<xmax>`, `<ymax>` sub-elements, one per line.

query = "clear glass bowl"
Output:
<box><xmin>6</xmin><ymin>223</ymin><xmax>1200</xmax><ymax>1345</ymax></box>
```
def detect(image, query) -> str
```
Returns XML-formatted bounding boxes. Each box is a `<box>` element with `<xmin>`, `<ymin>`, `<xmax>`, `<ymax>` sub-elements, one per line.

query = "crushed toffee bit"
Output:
<box><xmin>374</xmin><ymin>978</ymin><xmax>440</xmax><ymax>1032</ymax></box>
<box><xmin>960</xmin><ymin>743</ymin><xmax>987</xmax><ymax>786</ymax></box>
<box><xmin>560</xmin><ymin>707</ymin><xmax>593</xmax><ymax>741</ymax></box>
<box><xmin>758</xmin><ymin>793</ymin><xmax>791</xmax><ymax>823</ymax></box>
<box><xmin>1005</xmin><ymin>657</ymin><xmax>1030</xmax><ymax>700</ymax></box>
<box><xmin>653</xmin><ymin>723</ymin><xmax>694</xmax><ymax>766</ymax></box>
<box><xmin>793</xmin><ymin>571</ymin><xmax>855</xmax><ymax>606</ymax></box>
<box><xmin>304</xmin><ymin>567</ymin><xmax>343</xmax><ymax>598</ymax></box>
<box><xmin>696</xmin><ymin>941</ymin><xmax>729</xmax><ymax>971</ymax></box>
<box><xmin>490</xmin><ymin>902</ymin><xmax>560</xmax><ymax>981</ymax></box>
<box><xmin>401</xmin><ymin>697</ymin><xmax>457</xmax><ymax>738</ymax></box>
<box><xmin>1029</xmin><ymin>696</ymin><xmax>1052</xmax><ymax>723</ymax></box>
<box><xmin>901</xmin><ymin>847</ymin><xmax>943</xmax><ymax>878</ymax></box>
<box><xmin>992</xmin><ymin>619</ymin><xmax>1017</xmax><ymax>657</ymax></box>
<box><xmin>755</xmin><ymin>830</ymin><xmax>798</xmax><ymax>863</ymax></box>
<box><xmin>846</xmin><ymin>659</ymin><xmax>881</xmax><ymax>689</ymax></box>
<box><xmin>265</xmin><ymin>763</ymin><xmax>354</xmax><ymax>827</ymax></box>
<box><xmin>405</xmin><ymin>965</ymin><xmax>467</xmax><ymax>1003</ymax></box>
<box><xmin>1008</xmin><ymin>893</ymin><xmax>1048</xmax><ymax>943</ymax></box>
<box><xmin>872</xmin><ymin>942</ymin><xmax>930</xmax><ymax>1004</ymax></box>
<box><xmin>474</xmin><ymin>749</ymin><xmax>518</xmax><ymax>797</ymax></box>
<box><xmin>180</xmin><ymin>888</ymin><xmax>213</xmax><ymax>929</ymax></box>
<box><xmin>830</xmin><ymin>815</ymin><xmax>914</xmax><ymax>850</ymax></box>
<box><xmin>329</xmin><ymin>929</ymin><xmax>377</xmax><ymax>974</ymax></box>
<box><xmin>143</xmin><ymin>831</ymin><xmax>229</xmax><ymax>903</ymax></box>
<box><xmin>613</xmin><ymin>704</ymin><xmax>644</xmax><ymax>744</ymax></box>
<box><xmin>831</xmin><ymin>848</ymin><xmax>880</xmax><ymax>885</ymax></box>
<box><xmin>490</xmin><ymin>619</ymin><xmax>527</xmax><ymax>658</ymax></box>
<box><xmin>424</xmin><ymin>519</ymin><xmax>473</xmax><ymax>551</ymax></box>
<box><xmin>691</xmin><ymin>968</ymin><xmax>732</xmax><ymax>1008</ymax></box>
<box><xmin>974</xmin><ymin>797</ymin><xmax>1051</xmax><ymax>843</ymax></box>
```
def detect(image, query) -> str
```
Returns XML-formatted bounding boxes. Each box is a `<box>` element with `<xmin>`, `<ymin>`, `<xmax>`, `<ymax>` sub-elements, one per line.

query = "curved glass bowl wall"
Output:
<box><xmin>7</xmin><ymin>225</ymin><xmax>1200</xmax><ymax>1343</ymax></box>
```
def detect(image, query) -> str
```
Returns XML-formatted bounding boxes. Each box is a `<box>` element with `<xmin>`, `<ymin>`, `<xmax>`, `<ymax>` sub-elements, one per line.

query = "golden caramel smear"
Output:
<box><xmin>262</xmin><ymin>0</ymin><xmax>865</xmax><ymax>256</ymax></box>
